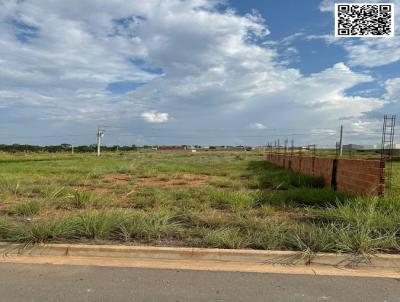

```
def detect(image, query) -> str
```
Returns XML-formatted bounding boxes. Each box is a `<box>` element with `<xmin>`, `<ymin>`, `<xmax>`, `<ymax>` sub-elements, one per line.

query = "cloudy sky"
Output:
<box><xmin>0</xmin><ymin>0</ymin><xmax>399</xmax><ymax>146</ymax></box>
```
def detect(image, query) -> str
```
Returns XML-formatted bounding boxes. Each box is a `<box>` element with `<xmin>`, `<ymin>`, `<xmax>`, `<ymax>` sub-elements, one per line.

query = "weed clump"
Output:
<box><xmin>119</xmin><ymin>211</ymin><xmax>182</xmax><ymax>242</ymax></box>
<box><xmin>209</xmin><ymin>190</ymin><xmax>255</xmax><ymax>211</ymax></box>
<box><xmin>10</xmin><ymin>200</ymin><xmax>46</xmax><ymax>216</ymax></box>
<box><xmin>76</xmin><ymin>210</ymin><xmax>130</xmax><ymax>239</ymax></box>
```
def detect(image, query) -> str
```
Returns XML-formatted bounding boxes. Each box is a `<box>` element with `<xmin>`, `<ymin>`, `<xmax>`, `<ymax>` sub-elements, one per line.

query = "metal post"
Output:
<box><xmin>97</xmin><ymin>128</ymin><xmax>101</xmax><ymax>157</ymax></box>
<box><xmin>284</xmin><ymin>139</ymin><xmax>288</xmax><ymax>155</ymax></box>
<box><xmin>339</xmin><ymin>125</ymin><xmax>343</xmax><ymax>157</ymax></box>
<box><xmin>277</xmin><ymin>139</ymin><xmax>280</xmax><ymax>154</ymax></box>
<box><xmin>291</xmin><ymin>139</ymin><xmax>294</xmax><ymax>157</ymax></box>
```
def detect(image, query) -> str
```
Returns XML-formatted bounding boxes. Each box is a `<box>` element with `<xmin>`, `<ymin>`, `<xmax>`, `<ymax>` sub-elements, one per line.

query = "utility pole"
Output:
<box><xmin>71</xmin><ymin>145</ymin><xmax>74</xmax><ymax>155</ymax></box>
<box><xmin>291</xmin><ymin>139</ymin><xmax>294</xmax><ymax>156</ymax></box>
<box><xmin>339</xmin><ymin>125</ymin><xmax>343</xmax><ymax>157</ymax></box>
<box><xmin>97</xmin><ymin>127</ymin><xmax>105</xmax><ymax>157</ymax></box>
<box><xmin>277</xmin><ymin>139</ymin><xmax>280</xmax><ymax>154</ymax></box>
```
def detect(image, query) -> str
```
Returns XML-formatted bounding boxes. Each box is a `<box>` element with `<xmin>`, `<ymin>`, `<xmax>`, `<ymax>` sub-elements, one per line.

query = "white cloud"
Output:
<box><xmin>250</xmin><ymin>122</ymin><xmax>266</xmax><ymax>129</ymax></box>
<box><xmin>141</xmin><ymin>111</ymin><xmax>169</xmax><ymax>123</ymax></box>
<box><xmin>365</xmin><ymin>77</ymin><xmax>400</xmax><ymax>119</ymax></box>
<box><xmin>0</xmin><ymin>0</ymin><xmax>388</xmax><ymax>145</ymax></box>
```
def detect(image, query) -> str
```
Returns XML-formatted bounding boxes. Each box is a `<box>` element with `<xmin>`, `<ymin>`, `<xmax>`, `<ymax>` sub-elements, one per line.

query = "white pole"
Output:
<box><xmin>97</xmin><ymin>128</ymin><xmax>101</xmax><ymax>157</ymax></box>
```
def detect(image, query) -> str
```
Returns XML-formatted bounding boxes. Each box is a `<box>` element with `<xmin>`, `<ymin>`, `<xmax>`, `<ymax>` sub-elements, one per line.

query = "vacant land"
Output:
<box><xmin>0</xmin><ymin>151</ymin><xmax>399</xmax><ymax>255</ymax></box>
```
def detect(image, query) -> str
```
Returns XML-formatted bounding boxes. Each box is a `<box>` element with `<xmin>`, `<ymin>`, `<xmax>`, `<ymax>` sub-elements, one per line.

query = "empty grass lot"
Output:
<box><xmin>0</xmin><ymin>151</ymin><xmax>399</xmax><ymax>256</ymax></box>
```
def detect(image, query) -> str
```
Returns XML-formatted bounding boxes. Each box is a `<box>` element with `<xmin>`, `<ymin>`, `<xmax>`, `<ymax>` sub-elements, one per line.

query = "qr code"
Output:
<box><xmin>335</xmin><ymin>3</ymin><xmax>394</xmax><ymax>37</ymax></box>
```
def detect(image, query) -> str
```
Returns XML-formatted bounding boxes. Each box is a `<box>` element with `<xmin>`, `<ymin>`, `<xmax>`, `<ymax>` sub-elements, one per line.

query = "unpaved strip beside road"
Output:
<box><xmin>0</xmin><ymin>263</ymin><xmax>399</xmax><ymax>302</ymax></box>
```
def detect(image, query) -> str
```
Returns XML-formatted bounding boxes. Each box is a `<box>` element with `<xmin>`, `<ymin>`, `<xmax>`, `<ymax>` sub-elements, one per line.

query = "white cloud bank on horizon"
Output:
<box><xmin>0</xmin><ymin>0</ymin><xmax>392</xmax><ymax>145</ymax></box>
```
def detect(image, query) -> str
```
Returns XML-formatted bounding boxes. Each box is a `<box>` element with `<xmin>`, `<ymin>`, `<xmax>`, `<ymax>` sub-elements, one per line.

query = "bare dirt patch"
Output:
<box><xmin>102</xmin><ymin>173</ymin><xmax>131</xmax><ymax>183</ymax></box>
<box><xmin>68</xmin><ymin>173</ymin><xmax>132</xmax><ymax>194</ymax></box>
<box><xmin>74</xmin><ymin>173</ymin><xmax>212</xmax><ymax>194</ymax></box>
<box><xmin>71</xmin><ymin>185</ymin><xmax>115</xmax><ymax>194</ymax></box>
<box><xmin>93</xmin><ymin>187</ymin><xmax>115</xmax><ymax>193</ymax></box>
<box><xmin>137</xmin><ymin>173</ymin><xmax>210</xmax><ymax>188</ymax></box>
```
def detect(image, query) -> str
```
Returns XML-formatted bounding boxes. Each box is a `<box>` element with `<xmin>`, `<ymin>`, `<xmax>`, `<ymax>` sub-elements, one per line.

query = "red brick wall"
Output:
<box><xmin>265</xmin><ymin>154</ymin><xmax>384</xmax><ymax>196</ymax></box>
<box><xmin>314</xmin><ymin>157</ymin><xmax>334</xmax><ymax>188</ymax></box>
<box><xmin>336</xmin><ymin>158</ymin><xmax>384</xmax><ymax>196</ymax></box>
<box><xmin>299</xmin><ymin>157</ymin><xmax>314</xmax><ymax>176</ymax></box>
<box><xmin>290</xmin><ymin>156</ymin><xmax>301</xmax><ymax>173</ymax></box>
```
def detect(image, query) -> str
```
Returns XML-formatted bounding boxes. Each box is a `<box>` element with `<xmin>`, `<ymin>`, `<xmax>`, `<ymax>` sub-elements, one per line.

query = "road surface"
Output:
<box><xmin>0</xmin><ymin>263</ymin><xmax>399</xmax><ymax>301</ymax></box>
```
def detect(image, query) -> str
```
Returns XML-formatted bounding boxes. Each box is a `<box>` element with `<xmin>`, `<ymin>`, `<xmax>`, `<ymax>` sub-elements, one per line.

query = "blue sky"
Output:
<box><xmin>231</xmin><ymin>0</ymin><xmax>329</xmax><ymax>38</ymax></box>
<box><xmin>0</xmin><ymin>0</ymin><xmax>399</xmax><ymax>146</ymax></box>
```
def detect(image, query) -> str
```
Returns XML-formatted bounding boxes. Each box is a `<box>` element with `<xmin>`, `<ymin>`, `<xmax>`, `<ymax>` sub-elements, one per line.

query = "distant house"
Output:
<box><xmin>342</xmin><ymin>143</ymin><xmax>400</xmax><ymax>155</ymax></box>
<box><xmin>342</xmin><ymin>144</ymin><xmax>364</xmax><ymax>151</ymax></box>
<box><xmin>158</xmin><ymin>145</ymin><xmax>188</xmax><ymax>151</ymax></box>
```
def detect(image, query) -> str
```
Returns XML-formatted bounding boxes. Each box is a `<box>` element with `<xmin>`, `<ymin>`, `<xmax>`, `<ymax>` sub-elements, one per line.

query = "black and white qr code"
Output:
<box><xmin>335</xmin><ymin>3</ymin><xmax>394</xmax><ymax>37</ymax></box>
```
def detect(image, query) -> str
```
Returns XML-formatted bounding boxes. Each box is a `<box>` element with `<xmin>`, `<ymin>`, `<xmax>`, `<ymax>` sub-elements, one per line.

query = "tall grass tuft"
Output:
<box><xmin>290</xmin><ymin>224</ymin><xmax>336</xmax><ymax>253</ymax></box>
<box><xmin>70</xmin><ymin>190</ymin><xmax>93</xmax><ymax>209</ymax></box>
<box><xmin>77</xmin><ymin>210</ymin><xmax>129</xmax><ymax>239</ymax></box>
<box><xmin>318</xmin><ymin>196</ymin><xmax>400</xmax><ymax>233</ymax></box>
<box><xmin>209</xmin><ymin>190</ymin><xmax>255</xmax><ymax>211</ymax></box>
<box><xmin>9</xmin><ymin>217</ymin><xmax>80</xmax><ymax>243</ymax></box>
<box><xmin>246</xmin><ymin>220</ymin><xmax>292</xmax><ymax>250</ymax></box>
<box><xmin>0</xmin><ymin>216</ymin><xmax>14</xmax><ymax>239</ymax></box>
<box><xmin>10</xmin><ymin>200</ymin><xmax>46</xmax><ymax>216</ymax></box>
<box><xmin>201</xmin><ymin>227</ymin><xmax>248</xmax><ymax>249</ymax></box>
<box><xmin>263</xmin><ymin>188</ymin><xmax>352</xmax><ymax>207</ymax></box>
<box><xmin>333</xmin><ymin>223</ymin><xmax>399</xmax><ymax>254</ymax></box>
<box><xmin>119</xmin><ymin>211</ymin><xmax>181</xmax><ymax>242</ymax></box>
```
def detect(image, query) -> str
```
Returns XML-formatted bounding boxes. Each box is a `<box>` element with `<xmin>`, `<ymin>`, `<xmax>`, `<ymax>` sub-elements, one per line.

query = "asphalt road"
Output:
<box><xmin>0</xmin><ymin>263</ymin><xmax>399</xmax><ymax>302</ymax></box>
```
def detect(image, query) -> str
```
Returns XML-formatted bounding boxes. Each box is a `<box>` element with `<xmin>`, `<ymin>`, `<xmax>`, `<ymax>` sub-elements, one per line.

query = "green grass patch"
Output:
<box><xmin>10</xmin><ymin>200</ymin><xmax>46</xmax><ymax>216</ymax></box>
<box><xmin>0</xmin><ymin>151</ymin><xmax>398</xmax><ymax>255</ymax></box>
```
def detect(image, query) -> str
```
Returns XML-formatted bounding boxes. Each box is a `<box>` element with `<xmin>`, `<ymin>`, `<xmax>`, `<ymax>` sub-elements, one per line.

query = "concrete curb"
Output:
<box><xmin>0</xmin><ymin>242</ymin><xmax>399</xmax><ymax>277</ymax></box>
